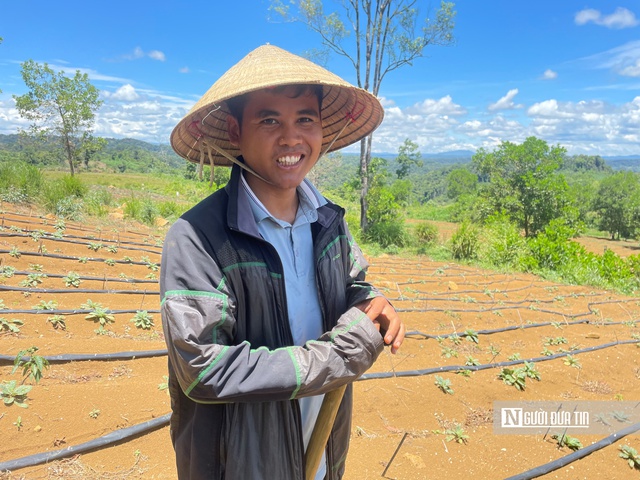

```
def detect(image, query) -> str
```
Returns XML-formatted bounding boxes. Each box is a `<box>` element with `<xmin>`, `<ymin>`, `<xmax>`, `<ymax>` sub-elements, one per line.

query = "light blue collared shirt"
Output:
<box><xmin>241</xmin><ymin>174</ymin><xmax>327</xmax><ymax>480</ymax></box>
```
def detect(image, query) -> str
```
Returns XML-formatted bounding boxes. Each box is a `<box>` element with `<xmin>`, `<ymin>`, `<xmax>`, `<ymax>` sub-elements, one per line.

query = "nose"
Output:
<box><xmin>278</xmin><ymin>122</ymin><xmax>302</xmax><ymax>146</ymax></box>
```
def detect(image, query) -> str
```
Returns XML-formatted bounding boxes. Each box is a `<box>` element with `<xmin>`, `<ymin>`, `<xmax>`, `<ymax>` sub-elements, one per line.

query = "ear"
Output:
<box><xmin>227</xmin><ymin>115</ymin><xmax>241</xmax><ymax>146</ymax></box>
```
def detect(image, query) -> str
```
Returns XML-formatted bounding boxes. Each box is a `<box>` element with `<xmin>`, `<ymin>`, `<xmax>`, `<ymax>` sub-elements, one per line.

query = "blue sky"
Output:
<box><xmin>1</xmin><ymin>1</ymin><xmax>639</xmax><ymax>156</ymax></box>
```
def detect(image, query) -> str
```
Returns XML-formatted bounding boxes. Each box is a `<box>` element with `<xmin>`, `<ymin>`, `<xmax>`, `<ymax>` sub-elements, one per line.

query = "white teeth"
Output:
<box><xmin>277</xmin><ymin>155</ymin><xmax>301</xmax><ymax>166</ymax></box>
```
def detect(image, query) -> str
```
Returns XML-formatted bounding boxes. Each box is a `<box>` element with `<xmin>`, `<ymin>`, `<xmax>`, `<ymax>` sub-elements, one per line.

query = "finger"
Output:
<box><xmin>390</xmin><ymin>323</ymin><xmax>406</xmax><ymax>354</ymax></box>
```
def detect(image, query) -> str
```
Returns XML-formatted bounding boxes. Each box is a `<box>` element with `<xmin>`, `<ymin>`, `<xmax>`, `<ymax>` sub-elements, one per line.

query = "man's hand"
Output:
<box><xmin>356</xmin><ymin>297</ymin><xmax>405</xmax><ymax>354</ymax></box>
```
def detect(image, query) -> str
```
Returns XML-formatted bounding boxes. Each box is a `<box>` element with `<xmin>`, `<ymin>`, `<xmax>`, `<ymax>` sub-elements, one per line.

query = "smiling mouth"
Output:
<box><xmin>277</xmin><ymin>155</ymin><xmax>303</xmax><ymax>166</ymax></box>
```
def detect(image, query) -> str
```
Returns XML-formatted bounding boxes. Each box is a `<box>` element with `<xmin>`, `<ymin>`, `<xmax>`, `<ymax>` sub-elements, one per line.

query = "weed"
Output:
<box><xmin>444</xmin><ymin>425</ymin><xmax>469</xmax><ymax>444</ymax></box>
<box><xmin>0</xmin><ymin>317</ymin><xmax>23</xmax><ymax>334</ymax></box>
<box><xmin>131</xmin><ymin>310</ymin><xmax>154</xmax><ymax>330</ymax></box>
<box><xmin>434</xmin><ymin>375</ymin><xmax>454</xmax><ymax>395</ymax></box>
<box><xmin>12</xmin><ymin>346</ymin><xmax>49</xmax><ymax>384</ymax></box>
<box><xmin>63</xmin><ymin>271</ymin><xmax>82</xmax><ymax>288</ymax></box>
<box><xmin>1</xmin><ymin>380</ymin><xmax>32</xmax><ymax>407</ymax></box>
<box><xmin>619</xmin><ymin>445</ymin><xmax>640</xmax><ymax>470</ymax></box>
<box><xmin>47</xmin><ymin>315</ymin><xmax>66</xmax><ymax>330</ymax></box>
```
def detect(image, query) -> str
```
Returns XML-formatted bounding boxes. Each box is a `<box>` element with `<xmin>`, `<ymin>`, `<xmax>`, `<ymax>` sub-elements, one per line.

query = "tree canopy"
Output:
<box><xmin>13</xmin><ymin>60</ymin><xmax>104</xmax><ymax>176</ymax></box>
<box><xmin>592</xmin><ymin>171</ymin><xmax>640</xmax><ymax>240</ymax></box>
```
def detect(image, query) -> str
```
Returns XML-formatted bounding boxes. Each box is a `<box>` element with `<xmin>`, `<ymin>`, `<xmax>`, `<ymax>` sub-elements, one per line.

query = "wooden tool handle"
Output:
<box><xmin>304</xmin><ymin>384</ymin><xmax>348</xmax><ymax>480</ymax></box>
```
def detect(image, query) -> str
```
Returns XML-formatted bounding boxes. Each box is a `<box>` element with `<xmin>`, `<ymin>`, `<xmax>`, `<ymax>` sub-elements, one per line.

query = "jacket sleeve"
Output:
<box><xmin>160</xmin><ymin>218</ymin><xmax>385</xmax><ymax>404</ymax></box>
<box><xmin>342</xmin><ymin>218</ymin><xmax>383</xmax><ymax>308</ymax></box>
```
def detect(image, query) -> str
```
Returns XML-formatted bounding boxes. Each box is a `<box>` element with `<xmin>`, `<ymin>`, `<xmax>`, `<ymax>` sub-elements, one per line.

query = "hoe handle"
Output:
<box><xmin>304</xmin><ymin>384</ymin><xmax>348</xmax><ymax>479</ymax></box>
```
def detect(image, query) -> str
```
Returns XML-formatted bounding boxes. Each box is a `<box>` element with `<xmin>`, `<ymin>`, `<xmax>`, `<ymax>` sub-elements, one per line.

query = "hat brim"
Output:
<box><xmin>170</xmin><ymin>45</ymin><xmax>384</xmax><ymax>166</ymax></box>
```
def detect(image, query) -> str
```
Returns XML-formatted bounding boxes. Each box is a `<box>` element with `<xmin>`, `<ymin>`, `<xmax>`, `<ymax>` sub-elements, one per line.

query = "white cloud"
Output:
<box><xmin>619</xmin><ymin>58</ymin><xmax>640</xmax><ymax>77</ymax></box>
<box><xmin>579</xmin><ymin>40</ymin><xmax>640</xmax><ymax>78</ymax></box>
<box><xmin>110</xmin><ymin>84</ymin><xmax>139</xmax><ymax>101</ymax></box>
<box><xmin>575</xmin><ymin>7</ymin><xmax>639</xmax><ymax>29</ymax></box>
<box><xmin>405</xmin><ymin>95</ymin><xmax>466</xmax><ymax>115</ymax></box>
<box><xmin>179</xmin><ymin>66</ymin><xmax>190</xmax><ymax>74</ymax></box>
<box><xmin>488</xmin><ymin>89</ymin><xmax>523</xmax><ymax>111</ymax></box>
<box><xmin>542</xmin><ymin>69</ymin><xmax>557</xmax><ymax>80</ymax></box>
<box><xmin>148</xmin><ymin>50</ymin><xmax>166</xmax><ymax>62</ymax></box>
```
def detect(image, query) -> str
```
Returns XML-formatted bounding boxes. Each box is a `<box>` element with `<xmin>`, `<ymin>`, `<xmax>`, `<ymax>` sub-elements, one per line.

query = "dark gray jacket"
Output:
<box><xmin>160</xmin><ymin>165</ymin><xmax>384</xmax><ymax>479</ymax></box>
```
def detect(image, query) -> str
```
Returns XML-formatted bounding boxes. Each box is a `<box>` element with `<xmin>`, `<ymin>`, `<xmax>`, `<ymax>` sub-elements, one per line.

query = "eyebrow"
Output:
<box><xmin>255</xmin><ymin>108</ymin><xmax>320</xmax><ymax>118</ymax></box>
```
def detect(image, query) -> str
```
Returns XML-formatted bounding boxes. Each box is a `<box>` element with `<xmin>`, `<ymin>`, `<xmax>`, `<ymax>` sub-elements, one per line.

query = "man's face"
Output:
<box><xmin>227</xmin><ymin>86</ymin><xmax>323</xmax><ymax>196</ymax></box>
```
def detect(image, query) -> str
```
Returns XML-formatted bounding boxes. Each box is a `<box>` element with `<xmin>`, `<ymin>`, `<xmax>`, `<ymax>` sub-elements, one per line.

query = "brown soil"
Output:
<box><xmin>0</xmin><ymin>208</ymin><xmax>639</xmax><ymax>480</ymax></box>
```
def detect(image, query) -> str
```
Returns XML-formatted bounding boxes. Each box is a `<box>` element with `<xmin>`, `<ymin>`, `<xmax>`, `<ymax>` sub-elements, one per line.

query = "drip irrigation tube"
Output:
<box><xmin>504</xmin><ymin>422</ymin><xmax>640</xmax><ymax>480</ymax></box>
<box><xmin>359</xmin><ymin>339</ymin><xmax>640</xmax><ymax>381</ymax></box>
<box><xmin>7</xmin><ymin>270</ymin><xmax>158</xmax><ymax>284</ymax></box>
<box><xmin>0</xmin><ymin>308</ymin><xmax>160</xmax><ymax>315</ymax></box>
<box><xmin>0</xmin><ymin>232</ymin><xmax>162</xmax><ymax>255</ymax></box>
<box><xmin>0</xmin><ymin>349</ymin><xmax>168</xmax><ymax>365</ymax></box>
<box><xmin>0</xmin><ymin>285</ymin><xmax>159</xmax><ymax>295</ymax></box>
<box><xmin>0</xmin><ymin>249</ymin><xmax>156</xmax><ymax>266</ymax></box>
<box><xmin>0</xmin><ymin>413</ymin><xmax>171</xmax><ymax>473</ymax></box>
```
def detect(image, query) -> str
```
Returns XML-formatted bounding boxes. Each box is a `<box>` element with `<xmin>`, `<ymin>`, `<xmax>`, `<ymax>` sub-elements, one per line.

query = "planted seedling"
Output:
<box><xmin>13</xmin><ymin>346</ymin><xmax>49</xmax><ymax>384</ymax></box>
<box><xmin>106</xmin><ymin>245</ymin><xmax>118</xmax><ymax>254</ymax></box>
<box><xmin>83</xmin><ymin>301</ymin><xmax>115</xmax><ymax>333</ymax></box>
<box><xmin>47</xmin><ymin>315</ymin><xmax>66</xmax><ymax>330</ymax></box>
<box><xmin>0</xmin><ymin>317</ymin><xmax>23</xmax><ymax>334</ymax></box>
<box><xmin>131</xmin><ymin>310</ymin><xmax>154</xmax><ymax>330</ymax></box>
<box><xmin>434</xmin><ymin>375</ymin><xmax>454</xmax><ymax>395</ymax></box>
<box><xmin>1</xmin><ymin>380</ymin><xmax>32</xmax><ymax>407</ymax></box>
<box><xmin>619</xmin><ymin>445</ymin><xmax>640</xmax><ymax>470</ymax></box>
<box><xmin>29</xmin><ymin>263</ymin><xmax>43</xmax><ymax>272</ymax></box>
<box><xmin>89</xmin><ymin>408</ymin><xmax>101</xmax><ymax>419</ymax></box>
<box><xmin>9</xmin><ymin>246</ymin><xmax>21</xmax><ymax>258</ymax></box>
<box><xmin>158</xmin><ymin>375</ymin><xmax>169</xmax><ymax>395</ymax></box>
<box><xmin>464</xmin><ymin>329</ymin><xmax>479</xmax><ymax>344</ymax></box>
<box><xmin>33</xmin><ymin>300</ymin><xmax>58</xmax><ymax>311</ymax></box>
<box><xmin>440</xmin><ymin>346</ymin><xmax>458</xmax><ymax>358</ymax></box>
<box><xmin>444</xmin><ymin>425</ymin><xmax>469</xmax><ymax>444</ymax></box>
<box><xmin>465</xmin><ymin>356</ymin><xmax>480</xmax><ymax>367</ymax></box>
<box><xmin>13</xmin><ymin>416</ymin><xmax>23</xmax><ymax>431</ymax></box>
<box><xmin>63</xmin><ymin>272</ymin><xmax>82</xmax><ymax>288</ymax></box>
<box><xmin>499</xmin><ymin>367</ymin><xmax>527</xmax><ymax>391</ymax></box>
<box><xmin>552</xmin><ymin>433</ymin><xmax>582</xmax><ymax>451</ymax></box>
<box><xmin>78</xmin><ymin>257</ymin><xmax>88</xmax><ymax>264</ymax></box>
<box><xmin>104</xmin><ymin>259</ymin><xmax>116</xmax><ymax>266</ymax></box>
<box><xmin>508</xmin><ymin>353</ymin><xmax>521</xmax><ymax>361</ymax></box>
<box><xmin>1</xmin><ymin>266</ymin><xmax>16</xmax><ymax>278</ymax></box>
<box><xmin>19</xmin><ymin>273</ymin><xmax>46</xmax><ymax>288</ymax></box>
<box><xmin>564</xmin><ymin>355</ymin><xmax>581</xmax><ymax>369</ymax></box>
<box><xmin>87</xmin><ymin>242</ymin><xmax>103</xmax><ymax>252</ymax></box>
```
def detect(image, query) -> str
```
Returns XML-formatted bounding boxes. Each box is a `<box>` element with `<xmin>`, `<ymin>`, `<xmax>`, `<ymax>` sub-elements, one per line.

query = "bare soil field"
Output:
<box><xmin>0</xmin><ymin>207</ymin><xmax>639</xmax><ymax>480</ymax></box>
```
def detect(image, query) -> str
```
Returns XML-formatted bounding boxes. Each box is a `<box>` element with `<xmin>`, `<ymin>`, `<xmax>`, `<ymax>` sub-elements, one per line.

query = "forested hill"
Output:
<box><xmin>1</xmin><ymin>133</ymin><xmax>639</xmax><ymax>175</ymax></box>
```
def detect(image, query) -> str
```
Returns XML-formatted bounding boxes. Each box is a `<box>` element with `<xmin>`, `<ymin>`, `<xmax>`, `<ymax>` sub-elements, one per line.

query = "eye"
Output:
<box><xmin>260</xmin><ymin>118</ymin><xmax>278</xmax><ymax>125</ymax></box>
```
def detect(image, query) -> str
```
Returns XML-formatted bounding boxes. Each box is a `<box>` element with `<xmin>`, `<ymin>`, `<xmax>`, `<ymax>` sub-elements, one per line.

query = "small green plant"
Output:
<box><xmin>146</xmin><ymin>272</ymin><xmax>157</xmax><ymax>280</ymax></box>
<box><xmin>450</xmin><ymin>333</ymin><xmax>462</xmax><ymax>345</ymax></box>
<box><xmin>444</xmin><ymin>425</ymin><xmax>469</xmax><ymax>444</ymax></box>
<box><xmin>507</xmin><ymin>353</ymin><xmax>521</xmax><ymax>361</ymax></box>
<box><xmin>54</xmin><ymin>219</ymin><xmax>66</xmax><ymax>231</ymax></box>
<box><xmin>47</xmin><ymin>315</ymin><xmax>66</xmax><ymax>330</ymax></box>
<box><xmin>87</xmin><ymin>242</ymin><xmax>103</xmax><ymax>252</ymax></box>
<box><xmin>12</xmin><ymin>346</ymin><xmax>49</xmax><ymax>384</ymax></box>
<box><xmin>552</xmin><ymin>433</ymin><xmax>582</xmax><ymax>451</ymax></box>
<box><xmin>13</xmin><ymin>416</ymin><xmax>23</xmax><ymax>431</ymax></box>
<box><xmin>104</xmin><ymin>258</ymin><xmax>116</xmax><ymax>266</ymax></box>
<box><xmin>1</xmin><ymin>380</ymin><xmax>32</xmax><ymax>407</ymax></box>
<box><xmin>78</xmin><ymin>257</ymin><xmax>88</xmax><ymax>264</ymax></box>
<box><xmin>440</xmin><ymin>346</ymin><xmax>458</xmax><ymax>358</ymax></box>
<box><xmin>131</xmin><ymin>310</ymin><xmax>154</xmax><ymax>330</ymax></box>
<box><xmin>465</xmin><ymin>356</ymin><xmax>480</xmax><ymax>367</ymax></box>
<box><xmin>123</xmin><ymin>256</ymin><xmax>133</xmax><ymax>263</ymax></box>
<box><xmin>619</xmin><ymin>445</ymin><xmax>640</xmax><ymax>470</ymax></box>
<box><xmin>0</xmin><ymin>317</ymin><xmax>23</xmax><ymax>334</ymax></box>
<box><xmin>434</xmin><ymin>375</ymin><xmax>454</xmax><ymax>395</ymax></box>
<box><xmin>89</xmin><ymin>408</ymin><xmax>101</xmax><ymax>419</ymax></box>
<box><xmin>9</xmin><ymin>246</ymin><xmax>21</xmax><ymax>258</ymax></box>
<box><xmin>158</xmin><ymin>375</ymin><xmax>169</xmax><ymax>395</ymax></box>
<box><xmin>83</xmin><ymin>301</ymin><xmax>115</xmax><ymax>333</ymax></box>
<box><xmin>499</xmin><ymin>367</ymin><xmax>527</xmax><ymax>391</ymax></box>
<box><xmin>488</xmin><ymin>344</ymin><xmax>501</xmax><ymax>358</ymax></box>
<box><xmin>106</xmin><ymin>245</ymin><xmax>118</xmax><ymax>254</ymax></box>
<box><xmin>464</xmin><ymin>329</ymin><xmax>479</xmax><ymax>344</ymax></box>
<box><xmin>63</xmin><ymin>271</ymin><xmax>82</xmax><ymax>288</ymax></box>
<box><xmin>1</xmin><ymin>265</ymin><xmax>16</xmax><ymax>278</ymax></box>
<box><xmin>19</xmin><ymin>273</ymin><xmax>46</xmax><ymax>288</ymax></box>
<box><xmin>541</xmin><ymin>347</ymin><xmax>554</xmax><ymax>356</ymax></box>
<box><xmin>29</xmin><ymin>263</ymin><xmax>44</xmax><ymax>272</ymax></box>
<box><xmin>33</xmin><ymin>300</ymin><xmax>58</xmax><ymax>311</ymax></box>
<box><xmin>564</xmin><ymin>355</ymin><xmax>582</xmax><ymax>369</ymax></box>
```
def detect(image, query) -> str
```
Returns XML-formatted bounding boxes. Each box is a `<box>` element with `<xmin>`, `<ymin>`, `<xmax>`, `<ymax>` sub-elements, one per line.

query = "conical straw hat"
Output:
<box><xmin>170</xmin><ymin>44</ymin><xmax>384</xmax><ymax>166</ymax></box>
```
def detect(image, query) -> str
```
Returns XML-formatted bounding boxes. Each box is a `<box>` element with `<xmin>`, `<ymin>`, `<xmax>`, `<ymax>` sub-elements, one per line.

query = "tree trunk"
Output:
<box><xmin>64</xmin><ymin>134</ymin><xmax>75</xmax><ymax>176</ymax></box>
<box><xmin>359</xmin><ymin>135</ymin><xmax>373</xmax><ymax>232</ymax></box>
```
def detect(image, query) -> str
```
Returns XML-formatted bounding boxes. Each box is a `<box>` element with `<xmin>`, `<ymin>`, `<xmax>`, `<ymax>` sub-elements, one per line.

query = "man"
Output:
<box><xmin>161</xmin><ymin>44</ymin><xmax>404</xmax><ymax>480</ymax></box>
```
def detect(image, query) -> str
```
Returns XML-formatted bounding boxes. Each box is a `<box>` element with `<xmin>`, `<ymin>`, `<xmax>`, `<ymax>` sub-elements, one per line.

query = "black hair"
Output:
<box><xmin>225</xmin><ymin>84</ymin><xmax>323</xmax><ymax>125</ymax></box>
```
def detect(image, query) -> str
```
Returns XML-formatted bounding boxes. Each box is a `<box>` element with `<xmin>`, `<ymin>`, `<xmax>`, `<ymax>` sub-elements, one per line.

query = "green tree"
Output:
<box><xmin>446</xmin><ymin>167</ymin><xmax>477</xmax><ymax>199</ymax></box>
<box><xmin>13</xmin><ymin>60</ymin><xmax>104</xmax><ymax>176</ymax></box>
<box><xmin>396</xmin><ymin>138</ymin><xmax>422</xmax><ymax>179</ymax></box>
<box><xmin>472</xmin><ymin>137</ymin><xmax>570</xmax><ymax>237</ymax></box>
<box><xmin>271</xmin><ymin>0</ymin><xmax>456</xmax><ymax>232</ymax></box>
<box><xmin>592</xmin><ymin>171</ymin><xmax>640</xmax><ymax>240</ymax></box>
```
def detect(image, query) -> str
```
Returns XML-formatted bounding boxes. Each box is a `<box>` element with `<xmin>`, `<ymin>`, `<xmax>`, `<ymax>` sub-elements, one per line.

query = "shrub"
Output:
<box><xmin>414</xmin><ymin>222</ymin><xmax>439</xmax><ymax>245</ymax></box>
<box><xmin>450</xmin><ymin>221</ymin><xmax>480</xmax><ymax>260</ymax></box>
<box><xmin>0</xmin><ymin>162</ymin><xmax>43</xmax><ymax>203</ymax></box>
<box><xmin>363</xmin><ymin>221</ymin><xmax>408</xmax><ymax>249</ymax></box>
<box><xmin>84</xmin><ymin>187</ymin><xmax>113</xmax><ymax>217</ymax></box>
<box><xmin>481</xmin><ymin>213</ymin><xmax>528</xmax><ymax>268</ymax></box>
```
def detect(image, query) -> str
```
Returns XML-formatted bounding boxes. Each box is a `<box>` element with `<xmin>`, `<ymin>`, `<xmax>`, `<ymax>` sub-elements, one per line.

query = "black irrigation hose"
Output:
<box><xmin>8</xmin><ymin>270</ymin><xmax>158</xmax><ymax>284</ymax></box>
<box><xmin>359</xmin><ymin>339</ymin><xmax>640</xmax><ymax>381</ymax></box>
<box><xmin>0</xmin><ymin>285</ymin><xmax>159</xmax><ymax>295</ymax></box>
<box><xmin>0</xmin><ymin>349</ymin><xmax>168</xmax><ymax>365</ymax></box>
<box><xmin>0</xmin><ymin>308</ymin><xmax>160</xmax><ymax>315</ymax></box>
<box><xmin>0</xmin><ymin>232</ymin><xmax>162</xmax><ymax>255</ymax></box>
<box><xmin>0</xmin><ymin>413</ymin><xmax>171</xmax><ymax>473</ymax></box>
<box><xmin>0</xmin><ymin>249</ymin><xmax>156</xmax><ymax>266</ymax></box>
<box><xmin>504</xmin><ymin>421</ymin><xmax>640</xmax><ymax>480</ymax></box>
